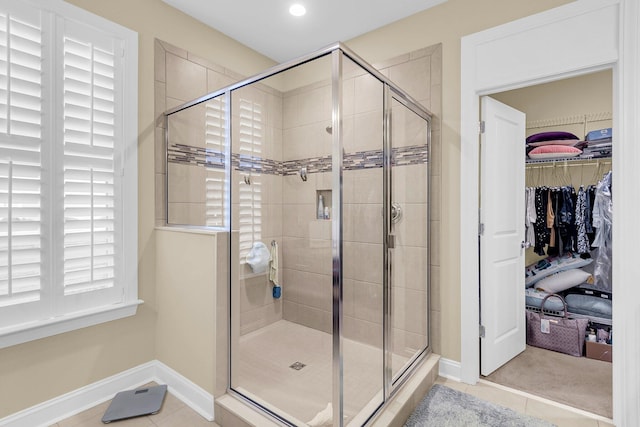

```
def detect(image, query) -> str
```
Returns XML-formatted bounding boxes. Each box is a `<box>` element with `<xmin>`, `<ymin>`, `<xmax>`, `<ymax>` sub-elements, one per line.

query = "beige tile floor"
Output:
<box><xmin>49</xmin><ymin>384</ymin><xmax>219</xmax><ymax>427</ymax></box>
<box><xmin>51</xmin><ymin>377</ymin><xmax>614</xmax><ymax>427</ymax></box>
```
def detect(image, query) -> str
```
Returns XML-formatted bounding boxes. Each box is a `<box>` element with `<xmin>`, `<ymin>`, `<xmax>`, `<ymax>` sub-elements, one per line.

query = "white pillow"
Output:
<box><xmin>535</xmin><ymin>269</ymin><xmax>593</xmax><ymax>293</ymax></box>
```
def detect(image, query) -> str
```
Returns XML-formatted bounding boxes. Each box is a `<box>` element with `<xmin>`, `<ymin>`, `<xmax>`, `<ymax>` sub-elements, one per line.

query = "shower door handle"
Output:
<box><xmin>388</xmin><ymin>234</ymin><xmax>396</xmax><ymax>249</ymax></box>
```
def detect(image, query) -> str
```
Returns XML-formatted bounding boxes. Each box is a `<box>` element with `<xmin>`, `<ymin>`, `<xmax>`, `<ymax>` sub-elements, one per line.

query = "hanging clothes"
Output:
<box><xmin>525</xmin><ymin>187</ymin><xmax>537</xmax><ymax>247</ymax></box>
<box><xmin>533</xmin><ymin>187</ymin><xmax>549</xmax><ymax>256</ymax></box>
<box><xmin>575</xmin><ymin>186</ymin><xmax>590</xmax><ymax>254</ymax></box>
<box><xmin>592</xmin><ymin>171</ymin><xmax>612</xmax><ymax>291</ymax></box>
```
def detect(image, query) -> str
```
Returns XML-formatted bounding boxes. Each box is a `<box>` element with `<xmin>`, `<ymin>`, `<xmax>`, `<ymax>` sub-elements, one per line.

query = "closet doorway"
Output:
<box><xmin>479</xmin><ymin>71</ymin><xmax>613</xmax><ymax>418</ymax></box>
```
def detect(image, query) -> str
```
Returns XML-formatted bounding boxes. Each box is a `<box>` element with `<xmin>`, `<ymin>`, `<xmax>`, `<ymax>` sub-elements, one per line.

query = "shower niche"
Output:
<box><xmin>164</xmin><ymin>43</ymin><xmax>432</xmax><ymax>427</ymax></box>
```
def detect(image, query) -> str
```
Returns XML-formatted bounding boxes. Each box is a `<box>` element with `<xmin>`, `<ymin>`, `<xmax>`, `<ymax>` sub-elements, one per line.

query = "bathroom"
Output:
<box><xmin>158</xmin><ymin>41</ymin><xmax>441</xmax><ymax>425</ymax></box>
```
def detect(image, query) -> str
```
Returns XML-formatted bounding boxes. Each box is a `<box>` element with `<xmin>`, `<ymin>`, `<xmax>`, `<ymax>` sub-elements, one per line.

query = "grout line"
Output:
<box><xmin>476</xmin><ymin>378</ymin><xmax>613</xmax><ymax>423</ymax></box>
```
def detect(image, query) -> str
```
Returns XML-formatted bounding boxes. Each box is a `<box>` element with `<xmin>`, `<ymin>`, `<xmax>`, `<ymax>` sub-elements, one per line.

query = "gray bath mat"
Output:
<box><xmin>404</xmin><ymin>384</ymin><xmax>555</xmax><ymax>427</ymax></box>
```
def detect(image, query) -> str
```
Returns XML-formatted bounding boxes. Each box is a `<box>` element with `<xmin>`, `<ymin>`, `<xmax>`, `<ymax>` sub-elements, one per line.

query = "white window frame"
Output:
<box><xmin>0</xmin><ymin>0</ymin><xmax>139</xmax><ymax>349</ymax></box>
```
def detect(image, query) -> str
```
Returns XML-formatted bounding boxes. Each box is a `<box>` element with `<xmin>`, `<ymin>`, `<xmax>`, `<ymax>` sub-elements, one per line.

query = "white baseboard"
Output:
<box><xmin>0</xmin><ymin>360</ymin><xmax>214</xmax><ymax>427</ymax></box>
<box><xmin>438</xmin><ymin>357</ymin><xmax>461</xmax><ymax>381</ymax></box>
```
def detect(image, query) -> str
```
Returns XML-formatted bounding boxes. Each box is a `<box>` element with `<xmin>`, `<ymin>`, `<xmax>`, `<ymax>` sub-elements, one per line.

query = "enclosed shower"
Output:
<box><xmin>164</xmin><ymin>43</ymin><xmax>431</xmax><ymax>426</ymax></box>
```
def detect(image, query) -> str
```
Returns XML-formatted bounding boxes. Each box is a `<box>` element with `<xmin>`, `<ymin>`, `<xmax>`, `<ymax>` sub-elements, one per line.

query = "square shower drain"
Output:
<box><xmin>289</xmin><ymin>361</ymin><xmax>306</xmax><ymax>370</ymax></box>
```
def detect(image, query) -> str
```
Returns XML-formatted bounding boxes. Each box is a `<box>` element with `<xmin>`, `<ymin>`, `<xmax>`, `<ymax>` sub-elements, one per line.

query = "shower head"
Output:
<box><xmin>325</xmin><ymin>125</ymin><xmax>332</xmax><ymax>135</ymax></box>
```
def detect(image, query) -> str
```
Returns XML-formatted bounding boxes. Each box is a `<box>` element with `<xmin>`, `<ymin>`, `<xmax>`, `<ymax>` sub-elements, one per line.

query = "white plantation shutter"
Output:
<box><xmin>0</xmin><ymin>0</ymin><xmax>138</xmax><ymax>344</ymax></box>
<box><xmin>60</xmin><ymin>21</ymin><xmax>121</xmax><ymax>306</ymax></box>
<box><xmin>0</xmin><ymin>3</ymin><xmax>46</xmax><ymax>322</ymax></box>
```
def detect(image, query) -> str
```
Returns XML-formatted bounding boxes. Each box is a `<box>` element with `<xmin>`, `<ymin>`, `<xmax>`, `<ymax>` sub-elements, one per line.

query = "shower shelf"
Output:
<box><xmin>316</xmin><ymin>189</ymin><xmax>332</xmax><ymax>220</ymax></box>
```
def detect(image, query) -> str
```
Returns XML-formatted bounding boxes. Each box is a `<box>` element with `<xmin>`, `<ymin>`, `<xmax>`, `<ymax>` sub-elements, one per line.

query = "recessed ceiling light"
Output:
<box><xmin>289</xmin><ymin>3</ymin><xmax>306</xmax><ymax>17</ymax></box>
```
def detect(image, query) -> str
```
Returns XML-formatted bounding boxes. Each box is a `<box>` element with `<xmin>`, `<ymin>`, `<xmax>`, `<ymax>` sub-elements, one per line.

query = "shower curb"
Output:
<box><xmin>214</xmin><ymin>353</ymin><xmax>440</xmax><ymax>427</ymax></box>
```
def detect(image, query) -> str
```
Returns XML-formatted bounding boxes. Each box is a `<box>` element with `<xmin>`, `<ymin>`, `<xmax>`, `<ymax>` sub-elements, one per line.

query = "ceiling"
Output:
<box><xmin>161</xmin><ymin>0</ymin><xmax>447</xmax><ymax>63</ymax></box>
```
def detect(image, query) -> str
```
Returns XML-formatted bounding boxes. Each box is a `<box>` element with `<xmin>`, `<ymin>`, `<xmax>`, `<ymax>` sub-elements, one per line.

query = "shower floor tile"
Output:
<box><xmin>234</xmin><ymin>319</ymin><xmax>408</xmax><ymax>425</ymax></box>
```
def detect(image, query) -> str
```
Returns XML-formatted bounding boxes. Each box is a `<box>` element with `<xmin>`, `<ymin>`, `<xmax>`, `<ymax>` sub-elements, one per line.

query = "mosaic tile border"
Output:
<box><xmin>168</xmin><ymin>143</ymin><xmax>428</xmax><ymax>175</ymax></box>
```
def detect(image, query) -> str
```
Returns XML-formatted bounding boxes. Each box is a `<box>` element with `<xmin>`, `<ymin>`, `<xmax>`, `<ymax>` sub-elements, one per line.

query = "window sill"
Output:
<box><xmin>0</xmin><ymin>299</ymin><xmax>144</xmax><ymax>350</ymax></box>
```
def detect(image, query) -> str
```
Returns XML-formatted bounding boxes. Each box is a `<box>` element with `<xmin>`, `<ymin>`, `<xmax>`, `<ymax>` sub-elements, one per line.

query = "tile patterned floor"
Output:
<box><xmin>51</xmin><ymin>377</ymin><xmax>613</xmax><ymax>426</ymax></box>
<box><xmin>48</xmin><ymin>384</ymin><xmax>219</xmax><ymax>427</ymax></box>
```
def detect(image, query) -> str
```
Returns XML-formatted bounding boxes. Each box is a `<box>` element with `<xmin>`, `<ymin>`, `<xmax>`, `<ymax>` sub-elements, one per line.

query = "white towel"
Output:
<box><xmin>269</xmin><ymin>241</ymin><xmax>279</xmax><ymax>286</ymax></box>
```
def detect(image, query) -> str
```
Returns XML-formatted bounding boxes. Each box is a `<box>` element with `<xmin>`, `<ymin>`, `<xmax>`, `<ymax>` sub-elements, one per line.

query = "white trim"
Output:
<box><xmin>0</xmin><ymin>360</ymin><xmax>214</xmax><ymax>427</ymax></box>
<box><xmin>152</xmin><ymin>361</ymin><xmax>215</xmax><ymax>422</ymax></box>
<box><xmin>0</xmin><ymin>300</ymin><xmax>143</xmax><ymax>349</ymax></box>
<box><xmin>461</xmin><ymin>0</ymin><xmax>640</xmax><ymax>425</ymax></box>
<box><xmin>437</xmin><ymin>357</ymin><xmax>461</xmax><ymax>382</ymax></box>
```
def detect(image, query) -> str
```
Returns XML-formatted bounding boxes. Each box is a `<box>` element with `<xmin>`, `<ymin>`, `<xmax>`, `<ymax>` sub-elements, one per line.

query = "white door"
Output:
<box><xmin>480</xmin><ymin>96</ymin><xmax>526</xmax><ymax>376</ymax></box>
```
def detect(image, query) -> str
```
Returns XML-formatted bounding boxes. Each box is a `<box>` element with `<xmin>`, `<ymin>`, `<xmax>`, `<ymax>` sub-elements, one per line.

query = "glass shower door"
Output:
<box><xmin>388</xmin><ymin>94</ymin><xmax>431</xmax><ymax>383</ymax></box>
<box><xmin>340</xmin><ymin>55</ymin><xmax>385</xmax><ymax>425</ymax></box>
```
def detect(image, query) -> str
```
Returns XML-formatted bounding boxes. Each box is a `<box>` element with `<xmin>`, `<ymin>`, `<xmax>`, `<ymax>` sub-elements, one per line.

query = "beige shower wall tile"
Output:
<box><xmin>239</xmin><ymin>275</ymin><xmax>274</xmax><ymax>313</ymax></box>
<box><xmin>283</xmin><ymin>122</ymin><xmax>330</xmax><ymax>161</ymax></box>
<box><xmin>392</xmin><ymin>287</ymin><xmax>428</xmax><ymax>336</ymax></box>
<box><xmin>341</xmin><ymin>75</ymin><xmax>355</xmax><ymax>117</ymax></box>
<box><xmin>155</xmin><ymin>81</ymin><xmax>166</xmax><ymax>129</ymax></box>
<box><xmin>240</xmin><ymin>301</ymin><xmax>283</xmax><ymax>335</ymax></box>
<box><xmin>298</xmin><ymin>84</ymin><xmax>332</xmax><ymax>127</ymax></box>
<box><xmin>297</xmin><ymin>304</ymin><xmax>331</xmax><ymax>334</ymax></box>
<box><xmin>392</xmin><ymin>327</ymin><xmax>427</xmax><ymax>359</ymax></box>
<box><xmin>281</xmin><ymin>237</ymin><xmax>332</xmax><ymax>276</ymax></box>
<box><xmin>297</xmin><ymin>271</ymin><xmax>332</xmax><ymax>312</ymax></box>
<box><xmin>352</xmin><ymin>110</ymin><xmax>384</xmax><ymax>153</ymax></box>
<box><xmin>167</xmin><ymin>162</ymin><xmax>207</xmax><ymax>204</ymax></box>
<box><xmin>281</xmin><ymin>203</ymin><xmax>314</xmax><ymax>238</ymax></box>
<box><xmin>343</xmin><ymin>241</ymin><xmax>383</xmax><ymax>284</ymax></box>
<box><xmin>167</xmin><ymin>101</ymin><xmax>207</xmax><ymax>148</ymax></box>
<box><xmin>155</xmin><ymin>172</ymin><xmax>166</xmax><ymax>222</ymax></box>
<box><xmin>352</xmin><ymin>279</ymin><xmax>383</xmax><ymax>324</ymax></box>
<box><xmin>343</xmin><ymin>278</ymin><xmax>355</xmax><ymax>318</ymax></box>
<box><xmin>261</xmin><ymin>203</ymin><xmax>283</xmax><ymax>238</ymax></box>
<box><xmin>207</xmin><ymin>69</ymin><xmax>235</xmax><ymax>94</ymax></box>
<box><xmin>166</xmin><ymin>52</ymin><xmax>207</xmax><ymax>102</ymax></box>
<box><xmin>155</xmin><ymin>127</ymin><xmax>166</xmax><ymax>174</ymax></box>
<box><xmin>343</xmin><ymin>169</ymin><xmax>383</xmax><ymax>204</ymax></box>
<box><xmin>168</xmin><ymin>202</ymin><xmax>205</xmax><ymax>226</ymax></box>
<box><xmin>343</xmin><ymin>202</ymin><xmax>383</xmax><ymax>245</ymax></box>
<box><xmin>430</xmin><ymin>307</ymin><xmax>441</xmax><ymax>355</ymax></box>
<box><xmin>430</xmin><ymin>219</ymin><xmax>440</xmax><ymax>266</ymax></box>
<box><xmin>354</xmin><ymin>72</ymin><xmax>384</xmax><ymax>115</ymax></box>
<box><xmin>283</xmin><ymin>173</ymin><xmax>317</xmax><ymax>205</ymax></box>
<box><xmin>430</xmin><ymin>173</ymin><xmax>441</xmax><ymax>221</ymax></box>
<box><xmin>159</xmin><ymin>40</ymin><xmax>187</xmax><ymax>59</ymax></box>
<box><xmin>392</xmin><ymin>164</ymin><xmax>428</xmax><ymax>204</ymax></box>
<box><xmin>344</xmin><ymin>316</ymin><xmax>383</xmax><ymax>348</ymax></box>
<box><xmin>388</xmin><ymin>57</ymin><xmax>431</xmax><ymax>102</ymax></box>
<box><xmin>154</xmin><ymin>39</ymin><xmax>166</xmax><ymax>83</ymax></box>
<box><xmin>392</xmin><ymin>245</ymin><xmax>428</xmax><ymax>292</ymax></box>
<box><xmin>282</xmin><ymin>299</ymin><xmax>299</xmax><ymax>323</ymax></box>
<box><xmin>430</xmin><ymin>265</ymin><xmax>441</xmax><ymax>312</ymax></box>
<box><xmin>394</xmin><ymin>202</ymin><xmax>428</xmax><ymax>248</ymax></box>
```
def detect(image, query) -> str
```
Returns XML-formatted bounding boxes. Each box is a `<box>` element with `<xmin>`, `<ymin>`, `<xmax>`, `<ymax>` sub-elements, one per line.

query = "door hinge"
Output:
<box><xmin>479</xmin><ymin>120</ymin><xmax>486</xmax><ymax>134</ymax></box>
<box><xmin>479</xmin><ymin>223</ymin><xmax>485</xmax><ymax>236</ymax></box>
<box><xmin>479</xmin><ymin>324</ymin><xmax>486</xmax><ymax>338</ymax></box>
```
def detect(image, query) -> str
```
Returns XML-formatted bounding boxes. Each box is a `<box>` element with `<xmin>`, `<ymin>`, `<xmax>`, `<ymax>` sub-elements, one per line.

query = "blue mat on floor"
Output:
<box><xmin>404</xmin><ymin>384</ymin><xmax>555</xmax><ymax>427</ymax></box>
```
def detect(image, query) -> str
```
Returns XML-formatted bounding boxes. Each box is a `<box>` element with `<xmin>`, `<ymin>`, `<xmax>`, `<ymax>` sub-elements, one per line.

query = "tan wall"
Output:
<box><xmin>0</xmin><ymin>0</ymin><xmax>273</xmax><ymax>418</ymax></box>
<box><xmin>346</xmin><ymin>0</ymin><xmax>573</xmax><ymax>361</ymax></box>
<box><xmin>155</xmin><ymin>228</ymin><xmax>227</xmax><ymax>395</ymax></box>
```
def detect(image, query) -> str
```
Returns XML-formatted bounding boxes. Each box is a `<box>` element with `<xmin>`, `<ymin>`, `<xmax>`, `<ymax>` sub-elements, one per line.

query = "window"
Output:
<box><xmin>0</xmin><ymin>0</ymin><xmax>138</xmax><ymax>348</ymax></box>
